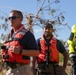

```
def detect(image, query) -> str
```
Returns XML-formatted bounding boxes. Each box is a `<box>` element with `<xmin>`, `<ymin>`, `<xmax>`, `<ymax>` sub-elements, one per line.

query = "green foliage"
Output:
<box><xmin>59</xmin><ymin>53</ymin><xmax>63</xmax><ymax>62</ymax></box>
<box><xmin>0</xmin><ymin>55</ymin><xmax>2</xmax><ymax>59</ymax></box>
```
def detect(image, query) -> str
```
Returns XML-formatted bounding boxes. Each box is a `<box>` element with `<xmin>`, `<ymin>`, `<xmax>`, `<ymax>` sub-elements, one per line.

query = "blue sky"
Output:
<box><xmin>0</xmin><ymin>0</ymin><xmax>76</xmax><ymax>42</ymax></box>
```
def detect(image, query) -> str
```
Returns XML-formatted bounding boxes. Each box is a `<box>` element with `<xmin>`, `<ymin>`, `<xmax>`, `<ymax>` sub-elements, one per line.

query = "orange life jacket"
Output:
<box><xmin>38</xmin><ymin>35</ymin><xmax>59</xmax><ymax>63</ymax></box>
<box><xmin>2</xmin><ymin>25</ymin><xmax>30</xmax><ymax>64</ymax></box>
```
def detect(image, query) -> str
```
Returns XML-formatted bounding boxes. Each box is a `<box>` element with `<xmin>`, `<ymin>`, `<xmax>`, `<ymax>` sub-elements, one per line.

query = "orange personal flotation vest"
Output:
<box><xmin>38</xmin><ymin>35</ymin><xmax>59</xmax><ymax>63</ymax></box>
<box><xmin>1</xmin><ymin>25</ymin><xmax>30</xmax><ymax>64</ymax></box>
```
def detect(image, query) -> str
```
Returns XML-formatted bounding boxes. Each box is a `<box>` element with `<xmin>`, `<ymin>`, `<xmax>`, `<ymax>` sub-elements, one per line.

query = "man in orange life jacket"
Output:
<box><xmin>36</xmin><ymin>23</ymin><xmax>68</xmax><ymax>75</ymax></box>
<box><xmin>1</xmin><ymin>10</ymin><xmax>39</xmax><ymax>75</ymax></box>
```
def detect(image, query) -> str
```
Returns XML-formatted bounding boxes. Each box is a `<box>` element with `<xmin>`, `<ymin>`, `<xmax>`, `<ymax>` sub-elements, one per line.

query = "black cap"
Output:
<box><xmin>44</xmin><ymin>23</ymin><xmax>53</xmax><ymax>29</ymax></box>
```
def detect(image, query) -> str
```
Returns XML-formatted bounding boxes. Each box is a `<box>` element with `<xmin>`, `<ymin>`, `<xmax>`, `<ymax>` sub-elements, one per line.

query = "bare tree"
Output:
<box><xmin>0</xmin><ymin>0</ymin><xmax>70</xmax><ymax>41</ymax></box>
<box><xmin>25</xmin><ymin>0</ymin><xmax>69</xmax><ymax>37</ymax></box>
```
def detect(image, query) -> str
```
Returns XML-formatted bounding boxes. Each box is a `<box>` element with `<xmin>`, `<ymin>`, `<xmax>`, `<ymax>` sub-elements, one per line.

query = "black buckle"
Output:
<box><xmin>45</xmin><ymin>43</ymin><xmax>51</xmax><ymax>46</ymax></box>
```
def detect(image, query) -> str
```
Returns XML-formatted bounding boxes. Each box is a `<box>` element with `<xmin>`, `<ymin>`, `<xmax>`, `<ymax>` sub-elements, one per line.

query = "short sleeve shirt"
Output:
<box><xmin>37</xmin><ymin>38</ymin><xmax>66</xmax><ymax>54</ymax></box>
<box><xmin>11</xmin><ymin>31</ymin><xmax>38</xmax><ymax>50</ymax></box>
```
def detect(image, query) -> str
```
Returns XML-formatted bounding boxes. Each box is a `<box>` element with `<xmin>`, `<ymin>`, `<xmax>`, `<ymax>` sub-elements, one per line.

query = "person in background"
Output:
<box><xmin>67</xmin><ymin>24</ymin><xmax>76</xmax><ymax>75</ymax></box>
<box><xmin>1</xmin><ymin>10</ymin><xmax>39</xmax><ymax>75</ymax></box>
<box><xmin>36</xmin><ymin>23</ymin><xmax>68</xmax><ymax>75</ymax></box>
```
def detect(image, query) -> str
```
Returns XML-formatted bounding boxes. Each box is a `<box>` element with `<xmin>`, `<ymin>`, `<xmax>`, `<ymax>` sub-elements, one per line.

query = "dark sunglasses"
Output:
<box><xmin>8</xmin><ymin>16</ymin><xmax>19</xmax><ymax>20</ymax></box>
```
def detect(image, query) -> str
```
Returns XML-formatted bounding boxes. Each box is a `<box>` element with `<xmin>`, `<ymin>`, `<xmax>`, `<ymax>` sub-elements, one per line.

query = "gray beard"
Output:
<box><xmin>44</xmin><ymin>33</ymin><xmax>52</xmax><ymax>37</ymax></box>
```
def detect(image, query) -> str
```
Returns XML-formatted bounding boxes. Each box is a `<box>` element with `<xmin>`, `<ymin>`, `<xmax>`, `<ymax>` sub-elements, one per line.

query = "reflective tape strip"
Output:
<box><xmin>69</xmin><ymin>53</ymin><xmax>76</xmax><ymax>57</ymax></box>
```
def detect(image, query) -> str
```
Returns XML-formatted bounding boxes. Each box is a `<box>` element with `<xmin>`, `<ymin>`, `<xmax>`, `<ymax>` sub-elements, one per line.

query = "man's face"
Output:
<box><xmin>9</xmin><ymin>12</ymin><xmax>21</xmax><ymax>28</ymax></box>
<box><xmin>44</xmin><ymin>27</ymin><xmax>53</xmax><ymax>37</ymax></box>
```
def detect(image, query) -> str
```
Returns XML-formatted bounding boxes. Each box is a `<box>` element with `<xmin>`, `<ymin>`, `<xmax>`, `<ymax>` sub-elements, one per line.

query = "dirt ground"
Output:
<box><xmin>0</xmin><ymin>61</ymin><xmax>72</xmax><ymax>75</ymax></box>
<box><xmin>66</xmin><ymin>65</ymin><xmax>71</xmax><ymax>75</ymax></box>
<box><xmin>59</xmin><ymin>61</ymin><xmax>71</xmax><ymax>75</ymax></box>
